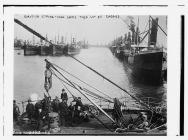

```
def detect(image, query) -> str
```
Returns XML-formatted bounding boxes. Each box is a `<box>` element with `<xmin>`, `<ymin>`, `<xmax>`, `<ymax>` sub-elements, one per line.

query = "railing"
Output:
<box><xmin>15</xmin><ymin>95</ymin><xmax>166</xmax><ymax>116</ymax></box>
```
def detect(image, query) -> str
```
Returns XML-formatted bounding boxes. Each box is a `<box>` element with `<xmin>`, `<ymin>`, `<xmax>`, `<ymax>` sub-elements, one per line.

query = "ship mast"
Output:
<box><xmin>136</xmin><ymin>17</ymin><xmax>139</xmax><ymax>45</ymax></box>
<box><xmin>148</xmin><ymin>16</ymin><xmax>151</xmax><ymax>47</ymax></box>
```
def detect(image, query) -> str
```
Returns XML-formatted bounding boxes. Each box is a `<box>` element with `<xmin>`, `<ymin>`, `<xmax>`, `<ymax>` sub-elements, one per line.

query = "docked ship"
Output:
<box><xmin>39</xmin><ymin>44</ymin><xmax>51</xmax><ymax>56</ymax></box>
<box><xmin>51</xmin><ymin>36</ymin><xmax>68</xmax><ymax>56</ymax></box>
<box><xmin>64</xmin><ymin>38</ymin><xmax>81</xmax><ymax>55</ymax></box>
<box><xmin>14</xmin><ymin>38</ymin><xmax>23</xmax><ymax>50</ymax></box>
<box><xmin>127</xmin><ymin>46</ymin><xmax>165</xmax><ymax>84</ymax></box>
<box><xmin>39</xmin><ymin>39</ymin><xmax>66</xmax><ymax>56</ymax></box>
<box><xmin>82</xmin><ymin>40</ymin><xmax>89</xmax><ymax>49</ymax></box>
<box><xmin>23</xmin><ymin>42</ymin><xmax>39</xmax><ymax>56</ymax></box>
<box><xmin>111</xmin><ymin>16</ymin><xmax>167</xmax><ymax>84</ymax></box>
<box><xmin>51</xmin><ymin>43</ymin><xmax>66</xmax><ymax>56</ymax></box>
<box><xmin>128</xmin><ymin>17</ymin><xmax>166</xmax><ymax>84</ymax></box>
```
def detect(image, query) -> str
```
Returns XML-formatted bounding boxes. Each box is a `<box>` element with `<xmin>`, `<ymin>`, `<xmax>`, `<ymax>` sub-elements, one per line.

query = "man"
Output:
<box><xmin>52</xmin><ymin>96</ymin><xmax>60</xmax><ymax>113</ymax></box>
<box><xmin>26</xmin><ymin>99</ymin><xmax>35</xmax><ymax>120</ymax></box>
<box><xmin>61</xmin><ymin>89</ymin><xmax>68</xmax><ymax>103</ymax></box>
<box><xmin>34</xmin><ymin>100</ymin><xmax>42</xmax><ymax>120</ymax></box>
<box><xmin>112</xmin><ymin>98</ymin><xmax>123</xmax><ymax>125</ymax></box>
<box><xmin>137</xmin><ymin>112</ymin><xmax>149</xmax><ymax>130</ymax></box>
<box><xmin>73</xmin><ymin>97</ymin><xmax>84</xmax><ymax>124</ymax></box>
<box><xmin>75</xmin><ymin>97</ymin><xmax>83</xmax><ymax>111</ymax></box>
<box><xmin>13</xmin><ymin>100</ymin><xmax>20</xmax><ymax>122</ymax></box>
<box><xmin>59</xmin><ymin>99</ymin><xmax>68</xmax><ymax>126</ymax></box>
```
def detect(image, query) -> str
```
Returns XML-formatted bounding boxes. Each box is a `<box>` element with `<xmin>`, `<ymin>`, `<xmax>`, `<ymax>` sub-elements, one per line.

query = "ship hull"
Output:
<box><xmin>52</xmin><ymin>45</ymin><xmax>64</xmax><ymax>56</ymax></box>
<box><xmin>39</xmin><ymin>46</ymin><xmax>51</xmax><ymax>56</ymax></box>
<box><xmin>64</xmin><ymin>45</ymin><xmax>80</xmax><ymax>55</ymax></box>
<box><xmin>24</xmin><ymin>46</ymin><xmax>39</xmax><ymax>56</ymax></box>
<box><xmin>125</xmin><ymin>51</ymin><xmax>165</xmax><ymax>84</ymax></box>
<box><xmin>68</xmin><ymin>48</ymin><xmax>80</xmax><ymax>55</ymax></box>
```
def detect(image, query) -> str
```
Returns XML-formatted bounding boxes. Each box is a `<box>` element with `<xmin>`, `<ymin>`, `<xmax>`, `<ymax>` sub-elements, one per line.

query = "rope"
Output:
<box><xmin>149</xmin><ymin>16</ymin><xmax>167</xmax><ymax>36</ymax></box>
<box><xmin>89</xmin><ymin>110</ymin><xmax>114</xmax><ymax>132</ymax></box>
<box><xmin>50</xmin><ymin>67</ymin><xmax>113</xmax><ymax>103</ymax></box>
<box><xmin>47</xmin><ymin>60</ymin><xmax>116</xmax><ymax>124</ymax></box>
<box><xmin>113</xmin><ymin>101</ymin><xmax>128</xmax><ymax>127</ymax></box>
<box><xmin>52</xmin><ymin>69</ymin><xmax>105</xmax><ymax>102</ymax></box>
<box><xmin>51</xmin><ymin>69</ymin><xmax>75</xmax><ymax>98</ymax></box>
<box><xmin>51</xmin><ymin>62</ymin><xmax>144</xmax><ymax>111</ymax></box>
<box><xmin>52</xmin><ymin>70</ymin><xmax>101</xmax><ymax>101</ymax></box>
<box><xmin>139</xmin><ymin>21</ymin><xmax>149</xmax><ymax>35</ymax></box>
<box><xmin>52</xmin><ymin>63</ymin><xmax>113</xmax><ymax>100</ymax></box>
<box><xmin>147</xmin><ymin>123</ymin><xmax>166</xmax><ymax>132</ymax></box>
<box><xmin>62</xmin><ymin>57</ymin><xmax>150</xmax><ymax>110</ymax></box>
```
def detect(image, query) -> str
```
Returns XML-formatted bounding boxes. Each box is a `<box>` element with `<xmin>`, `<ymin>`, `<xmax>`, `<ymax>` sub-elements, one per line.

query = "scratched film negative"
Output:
<box><xmin>12</xmin><ymin>14</ymin><xmax>167</xmax><ymax>135</ymax></box>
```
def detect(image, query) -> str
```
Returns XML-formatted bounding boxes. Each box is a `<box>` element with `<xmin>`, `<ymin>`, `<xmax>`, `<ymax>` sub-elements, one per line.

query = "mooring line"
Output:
<box><xmin>52</xmin><ymin>62</ymin><xmax>113</xmax><ymax>100</ymax></box>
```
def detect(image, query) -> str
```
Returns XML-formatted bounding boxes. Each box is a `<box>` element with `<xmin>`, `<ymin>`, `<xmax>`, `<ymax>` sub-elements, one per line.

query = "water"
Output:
<box><xmin>14</xmin><ymin>47</ymin><xmax>166</xmax><ymax>110</ymax></box>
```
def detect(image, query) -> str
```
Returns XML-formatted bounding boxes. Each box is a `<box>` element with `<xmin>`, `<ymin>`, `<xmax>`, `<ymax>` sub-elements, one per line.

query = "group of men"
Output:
<box><xmin>13</xmin><ymin>88</ymin><xmax>86</xmax><ymax>130</ymax></box>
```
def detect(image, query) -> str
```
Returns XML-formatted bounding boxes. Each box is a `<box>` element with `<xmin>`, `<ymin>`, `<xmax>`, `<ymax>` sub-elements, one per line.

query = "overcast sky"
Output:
<box><xmin>14</xmin><ymin>15</ymin><xmax>167</xmax><ymax>47</ymax></box>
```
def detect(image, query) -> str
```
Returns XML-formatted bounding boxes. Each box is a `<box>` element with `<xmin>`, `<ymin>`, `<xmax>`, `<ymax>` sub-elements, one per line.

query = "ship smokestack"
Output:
<box><xmin>150</xmin><ymin>18</ymin><xmax>158</xmax><ymax>46</ymax></box>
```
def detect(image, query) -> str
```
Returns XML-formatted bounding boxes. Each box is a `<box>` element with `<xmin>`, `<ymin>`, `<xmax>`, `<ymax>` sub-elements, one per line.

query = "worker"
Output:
<box><xmin>52</xmin><ymin>96</ymin><xmax>60</xmax><ymax>113</ymax></box>
<box><xmin>26</xmin><ymin>99</ymin><xmax>35</xmax><ymax>120</ymax></box>
<box><xmin>59</xmin><ymin>99</ymin><xmax>68</xmax><ymax>126</ymax></box>
<box><xmin>73</xmin><ymin>97</ymin><xmax>84</xmax><ymax>124</ymax></box>
<box><xmin>112</xmin><ymin>98</ymin><xmax>123</xmax><ymax>125</ymax></box>
<box><xmin>75</xmin><ymin>97</ymin><xmax>83</xmax><ymax>112</ymax></box>
<box><xmin>61</xmin><ymin>89</ymin><xmax>68</xmax><ymax>103</ymax></box>
<box><xmin>34</xmin><ymin>100</ymin><xmax>42</xmax><ymax>120</ymax></box>
<box><xmin>67</xmin><ymin>98</ymin><xmax>77</xmax><ymax>126</ymax></box>
<box><xmin>13</xmin><ymin>100</ymin><xmax>20</xmax><ymax>122</ymax></box>
<box><xmin>137</xmin><ymin>112</ymin><xmax>149</xmax><ymax>130</ymax></box>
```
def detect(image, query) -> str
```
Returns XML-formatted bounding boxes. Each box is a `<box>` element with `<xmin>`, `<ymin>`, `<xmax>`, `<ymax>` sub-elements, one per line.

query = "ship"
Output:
<box><xmin>39</xmin><ymin>44</ymin><xmax>51</xmax><ymax>56</ymax></box>
<box><xmin>13</xmin><ymin>59</ymin><xmax>167</xmax><ymax>135</ymax></box>
<box><xmin>23</xmin><ymin>43</ymin><xmax>39</xmax><ymax>56</ymax></box>
<box><xmin>64</xmin><ymin>37</ymin><xmax>81</xmax><ymax>55</ymax></box>
<box><xmin>14</xmin><ymin>38</ymin><xmax>23</xmax><ymax>50</ymax></box>
<box><xmin>111</xmin><ymin>16</ymin><xmax>167</xmax><ymax>84</ymax></box>
<box><xmin>51</xmin><ymin>43</ymin><xmax>66</xmax><ymax>56</ymax></box>
<box><xmin>82</xmin><ymin>40</ymin><xmax>89</xmax><ymax>49</ymax></box>
<box><xmin>127</xmin><ymin>46</ymin><xmax>165</xmax><ymax>84</ymax></box>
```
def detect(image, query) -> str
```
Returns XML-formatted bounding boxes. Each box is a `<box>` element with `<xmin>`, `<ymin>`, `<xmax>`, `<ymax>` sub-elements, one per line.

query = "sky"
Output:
<box><xmin>14</xmin><ymin>15</ymin><xmax>167</xmax><ymax>47</ymax></box>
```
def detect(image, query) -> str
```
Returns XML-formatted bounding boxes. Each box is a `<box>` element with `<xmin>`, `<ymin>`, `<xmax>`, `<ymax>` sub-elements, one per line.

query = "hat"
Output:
<box><xmin>140</xmin><ymin>112</ymin><xmax>146</xmax><ymax>115</ymax></box>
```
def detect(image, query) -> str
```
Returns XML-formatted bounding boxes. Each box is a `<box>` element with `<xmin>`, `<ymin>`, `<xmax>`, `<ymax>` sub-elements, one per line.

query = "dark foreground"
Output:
<box><xmin>13</xmin><ymin>110</ymin><xmax>166</xmax><ymax>136</ymax></box>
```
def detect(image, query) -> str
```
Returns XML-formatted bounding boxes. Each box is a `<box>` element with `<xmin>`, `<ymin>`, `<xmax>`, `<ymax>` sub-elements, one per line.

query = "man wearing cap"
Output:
<box><xmin>26</xmin><ymin>99</ymin><xmax>35</xmax><ymax>120</ymax></box>
<box><xmin>61</xmin><ymin>89</ymin><xmax>68</xmax><ymax>103</ymax></box>
<box><xmin>13</xmin><ymin>100</ymin><xmax>20</xmax><ymax>122</ymax></box>
<box><xmin>74</xmin><ymin>97</ymin><xmax>84</xmax><ymax>123</ymax></box>
<box><xmin>137</xmin><ymin>112</ymin><xmax>149</xmax><ymax>130</ymax></box>
<box><xmin>59</xmin><ymin>99</ymin><xmax>68</xmax><ymax>126</ymax></box>
<box><xmin>52</xmin><ymin>96</ymin><xmax>60</xmax><ymax>113</ymax></box>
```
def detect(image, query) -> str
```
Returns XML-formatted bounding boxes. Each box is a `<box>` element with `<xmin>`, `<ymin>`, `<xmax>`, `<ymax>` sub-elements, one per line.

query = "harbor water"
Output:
<box><xmin>14</xmin><ymin>47</ymin><xmax>166</xmax><ymax>110</ymax></box>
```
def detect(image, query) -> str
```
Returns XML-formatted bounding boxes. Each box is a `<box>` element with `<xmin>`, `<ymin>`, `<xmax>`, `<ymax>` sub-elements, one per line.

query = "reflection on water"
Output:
<box><xmin>14</xmin><ymin>47</ymin><xmax>166</xmax><ymax>109</ymax></box>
